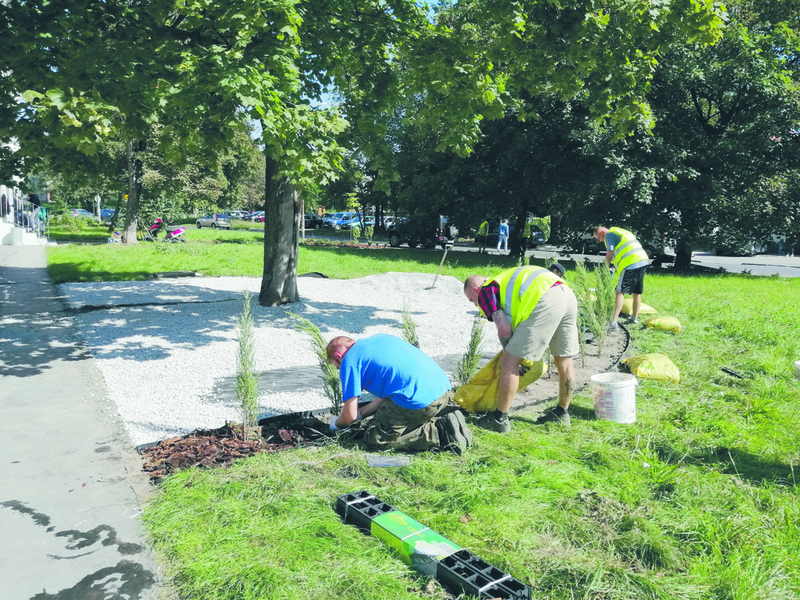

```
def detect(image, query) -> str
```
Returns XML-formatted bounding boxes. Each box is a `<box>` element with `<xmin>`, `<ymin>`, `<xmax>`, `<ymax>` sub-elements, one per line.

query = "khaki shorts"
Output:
<box><xmin>505</xmin><ymin>284</ymin><xmax>579</xmax><ymax>361</ymax></box>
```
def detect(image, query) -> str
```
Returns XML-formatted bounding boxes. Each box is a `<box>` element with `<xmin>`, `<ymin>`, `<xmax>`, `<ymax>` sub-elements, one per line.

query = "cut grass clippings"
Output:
<box><xmin>137</xmin><ymin>266</ymin><xmax>800</xmax><ymax>600</ymax></box>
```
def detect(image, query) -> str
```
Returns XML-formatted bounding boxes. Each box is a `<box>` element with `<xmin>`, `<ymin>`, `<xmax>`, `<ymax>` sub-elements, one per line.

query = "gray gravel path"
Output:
<box><xmin>61</xmin><ymin>273</ymin><xmax>502</xmax><ymax>446</ymax></box>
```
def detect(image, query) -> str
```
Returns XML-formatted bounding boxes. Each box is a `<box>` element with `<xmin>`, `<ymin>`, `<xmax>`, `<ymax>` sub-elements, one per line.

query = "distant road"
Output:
<box><xmin>300</xmin><ymin>231</ymin><xmax>800</xmax><ymax>278</ymax></box>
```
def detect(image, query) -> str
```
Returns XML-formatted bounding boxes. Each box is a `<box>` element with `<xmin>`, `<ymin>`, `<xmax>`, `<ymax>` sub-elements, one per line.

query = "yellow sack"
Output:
<box><xmin>453</xmin><ymin>352</ymin><xmax>547</xmax><ymax>413</ymax></box>
<box><xmin>622</xmin><ymin>353</ymin><xmax>680</xmax><ymax>383</ymax></box>
<box><xmin>620</xmin><ymin>298</ymin><xmax>658</xmax><ymax>316</ymax></box>
<box><xmin>644</xmin><ymin>316</ymin><xmax>682</xmax><ymax>334</ymax></box>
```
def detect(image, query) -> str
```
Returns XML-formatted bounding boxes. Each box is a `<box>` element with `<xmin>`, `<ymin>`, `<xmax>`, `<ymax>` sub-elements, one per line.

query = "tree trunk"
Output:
<box><xmin>121</xmin><ymin>138</ymin><xmax>145</xmax><ymax>244</ymax></box>
<box><xmin>259</xmin><ymin>155</ymin><xmax>301</xmax><ymax>306</ymax></box>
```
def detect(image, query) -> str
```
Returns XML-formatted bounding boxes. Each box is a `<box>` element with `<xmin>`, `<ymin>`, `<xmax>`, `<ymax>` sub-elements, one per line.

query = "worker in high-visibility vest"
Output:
<box><xmin>463</xmin><ymin>266</ymin><xmax>579</xmax><ymax>429</ymax></box>
<box><xmin>594</xmin><ymin>226</ymin><xmax>650</xmax><ymax>329</ymax></box>
<box><xmin>517</xmin><ymin>219</ymin><xmax>532</xmax><ymax>258</ymax></box>
<box><xmin>476</xmin><ymin>219</ymin><xmax>489</xmax><ymax>254</ymax></box>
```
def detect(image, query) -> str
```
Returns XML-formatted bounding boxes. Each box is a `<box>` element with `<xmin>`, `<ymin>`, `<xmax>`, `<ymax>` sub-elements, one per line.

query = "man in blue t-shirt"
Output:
<box><xmin>325</xmin><ymin>334</ymin><xmax>472</xmax><ymax>454</ymax></box>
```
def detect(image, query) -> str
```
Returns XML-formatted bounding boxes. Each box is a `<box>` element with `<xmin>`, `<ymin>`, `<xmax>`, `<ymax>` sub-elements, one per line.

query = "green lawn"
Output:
<box><xmin>47</xmin><ymin>245</ymin><xmax>800</xmax><ymax>599</ymax></box>
<box><xmin>46</xmin><ymin>235</ymin><xmax>521</xmax><ymax>283</ymax></box>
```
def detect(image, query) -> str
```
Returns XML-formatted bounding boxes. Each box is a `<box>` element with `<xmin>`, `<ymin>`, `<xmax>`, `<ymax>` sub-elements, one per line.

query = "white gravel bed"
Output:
<box><xmin>61</xmin><ymin>273</ymin><xmax>502</xmax><ymax>445</ymax></box>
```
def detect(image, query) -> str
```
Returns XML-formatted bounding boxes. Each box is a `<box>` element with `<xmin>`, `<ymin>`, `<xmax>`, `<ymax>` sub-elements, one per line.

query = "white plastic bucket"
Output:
<box><xmin>591</xmin><ymin>373</ymin><xmax>638</xmax><ymax>424</ymax></box>
<box><xmin>794</xmin><ymin>360</ymin><xmax>800</xmax><ymax>379</ymax></box>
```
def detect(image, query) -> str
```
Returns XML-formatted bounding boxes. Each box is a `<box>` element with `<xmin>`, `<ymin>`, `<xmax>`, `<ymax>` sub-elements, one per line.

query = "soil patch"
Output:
<box><xmin>140</xmin><ymin>327</ymin><xmax>630</xmax><ymax>482</ymax></box>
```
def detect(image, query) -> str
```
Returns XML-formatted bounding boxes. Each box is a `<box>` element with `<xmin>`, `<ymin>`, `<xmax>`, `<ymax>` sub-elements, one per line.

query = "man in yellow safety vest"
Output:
<box><xmin>463</xmin><ymin>266</ymin><xmax>579</xmax><ymax>429</ymax></box>
<box><xmin>593</xmin><ymin>226</ymin><xmax>650</xmax><ymax>329</ymax></box>
<box><xmin>476</xmin><ymin>219</ymin><xmax>489</xmax><ymax>254</ymax></box>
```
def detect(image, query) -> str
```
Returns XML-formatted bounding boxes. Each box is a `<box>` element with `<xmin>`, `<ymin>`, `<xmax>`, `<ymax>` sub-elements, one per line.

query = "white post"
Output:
<box><xmin>95</xmin><ymin>194</ymin><xmax>101</xmax><ymax>222</ymax></box>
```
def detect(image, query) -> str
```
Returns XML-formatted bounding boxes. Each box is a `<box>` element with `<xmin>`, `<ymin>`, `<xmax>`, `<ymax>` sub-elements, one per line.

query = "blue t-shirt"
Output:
<box><xmin>499</xmin><ymin>222</ymin><xmax>509</xmax><ymax>238</ymax></box>
<box><xmin>605</xmin><ymin>231</ymin><xmax>649</xmax><ymax>270</ymax></box>
<box><xmin>339</xmin><ymin>334</ymin><xmax>451</xmax><ymax>410</ymax></box>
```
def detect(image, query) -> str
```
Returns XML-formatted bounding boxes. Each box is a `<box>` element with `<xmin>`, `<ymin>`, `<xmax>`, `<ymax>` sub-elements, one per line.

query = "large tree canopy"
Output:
<box><xmin>2</xmin><ymin>0</ymin><xmax>726</xmax><ymax>303</ymax></box>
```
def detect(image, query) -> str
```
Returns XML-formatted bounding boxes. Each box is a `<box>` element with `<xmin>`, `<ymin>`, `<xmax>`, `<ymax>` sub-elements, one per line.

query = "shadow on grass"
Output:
<box><xmin>695</xmin><ymin>446</ymin><xmax>797</xmax><ymax>487</ymax></box>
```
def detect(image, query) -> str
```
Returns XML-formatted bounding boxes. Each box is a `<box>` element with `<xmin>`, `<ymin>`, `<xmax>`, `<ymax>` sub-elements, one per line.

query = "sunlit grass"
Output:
<box><xmin>45</xmin><ymin>244</ymin><xmax>800</xmax><ymax>598</ymax></box>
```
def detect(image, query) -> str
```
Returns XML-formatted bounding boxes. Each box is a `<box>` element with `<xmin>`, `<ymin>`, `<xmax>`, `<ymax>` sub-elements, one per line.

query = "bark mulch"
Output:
<box><xmin>140</xmin><ymin>414</ymin><xmax>333</xmax><ymax>482</ymax></box>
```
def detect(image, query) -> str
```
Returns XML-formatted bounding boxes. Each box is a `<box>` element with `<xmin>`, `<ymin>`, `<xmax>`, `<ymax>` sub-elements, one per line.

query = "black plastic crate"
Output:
<box><xmin>436</xmin><ymin>549</ymin><xmax>530</xmax><ymax>600</ymax></box>
<box><xmin>335</xmin><ymin>491</ymin><xmax>396</xmax><ymax>531</ymax></box>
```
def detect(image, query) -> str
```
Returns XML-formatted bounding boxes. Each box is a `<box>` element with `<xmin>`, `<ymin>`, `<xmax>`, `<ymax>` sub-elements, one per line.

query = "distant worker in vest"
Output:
<box><xmin>326</xmin><ymin>334</ymin><xmax>473</xmax><ymax>455</ymax></box>
<box><xmin>593</xmin><ymin>226</ymin><xmax>650</xmax><ymax>330</ymax></box>
<box><xmin>463</xmin><ymin>266</ymin><xmax>579</xmax><ymax>429</ymax></box>
<box><xmin>517</xmin><ymin>219</ymin><xmax>532</xmax><ymax>258</ymax></box>
<box><xmin>476</xmin><ymin>218</ymin><xmax>489</xmax><ymax>254</ymax></box>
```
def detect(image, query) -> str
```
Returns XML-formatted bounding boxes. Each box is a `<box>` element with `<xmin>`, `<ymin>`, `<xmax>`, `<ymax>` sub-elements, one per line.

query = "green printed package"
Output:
<box><xmin>370</xmin><ymin>511</ymin><xmax>461</xmax><ymax>576</ymax></box>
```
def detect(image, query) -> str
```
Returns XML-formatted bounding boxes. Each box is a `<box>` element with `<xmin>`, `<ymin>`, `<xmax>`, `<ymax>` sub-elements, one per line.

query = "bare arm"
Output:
<box><xmin>492</xmin><ymin>309</ymin><xmax>513</xmax><ymax>339</ymax></box>
<box><xmin>334</xmin><ymin>396</ymin><xmax>385</xmax><ymax>428</ymax></box>
<box><xmin>605</xmin><ymin>250</ymin><xmax>613</xmax><ymax>264</ymax></box>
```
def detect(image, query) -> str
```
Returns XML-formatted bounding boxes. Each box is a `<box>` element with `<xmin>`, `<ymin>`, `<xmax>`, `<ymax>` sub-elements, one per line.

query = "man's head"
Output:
<box><xmin>463</xmin><ymin>275</ymin><xmax>487</xmax><ymax>306</ymax></box>
<box><xmin>593</xmin><ymin>226</ymin><xmax>609</xmax><ymax>242</ymax></box>
<box><xmin>549</xmin><ymin>263</ymin><xmax>566</xmax><ymax>278</ymax></box>
<box><xmin>326</xmin><ymin>336</ymin><xmax>355</xmax><ymax>369</ymax></box>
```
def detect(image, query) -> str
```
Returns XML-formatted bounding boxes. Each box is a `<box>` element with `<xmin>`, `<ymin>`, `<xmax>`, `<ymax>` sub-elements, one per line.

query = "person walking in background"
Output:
<box><xmin>497</xmin><ymin>218</ymin><xmax>509</xmax><ymax>253</ymax></box>
<box><xmin>463</xmin><ymin>265</ymin><xmax>579</xmax><ymax>429</ymax></box>
<box><xmin>326</xmin><ymin>334</ymin><xmax>473</xmax><ymax>455</ymax></box>
<box><xmin>477</xmin><ymin>218</ymin><xmax>489</xmax><ymax>253</ymax></box>
<box><xmin>593</xmin><ymin>225</ymin><xmax>650</xmax><ymax>329</ymax></box>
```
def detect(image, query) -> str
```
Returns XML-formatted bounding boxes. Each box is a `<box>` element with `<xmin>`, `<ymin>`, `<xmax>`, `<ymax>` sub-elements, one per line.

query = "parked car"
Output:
<box><xmin>100</xmin><ymin>208</ymin><xmax>116</xmax><ymax>223</ymax></box>
<box><xmin>321</xmin><ymin>213</ymin><xmax>336</xmax><ymax>227</ymax></box>
<box><xmin>69</xmin><ymin>208</ymin><xmax>95</xmax><ymax>219</ymax></box>
<box><xmin>303</xmin><ymin>214</ymin><xmax>324</xmax><ymax>229</ymax></box>
<box><xmin>329</xmin><ymin>212</ymin><xmax>359</xmax><ymax>230</ymax></box>
<box><xmin>196</xmin><ymin>214</ymin><xmax>231</xmax><ymax>229</ymax></box>
<box><xmin>228</xmin><ymin>210</ymin><xmax>249</xmax><ymax>220</ymax></box>
<box><xmin>387</xmin><ymin>215</ymin><xmax>454</xmax><ymax>249</ymax></box>
<box><xmin>245</xmin><ymin>211</ymin><xmax>265</xmax><ymax>222</ymax></box>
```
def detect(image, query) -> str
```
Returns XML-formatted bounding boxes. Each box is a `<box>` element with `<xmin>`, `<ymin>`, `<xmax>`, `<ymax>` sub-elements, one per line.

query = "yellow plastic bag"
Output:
<box><xmin>453</xmin><ymin>352</ymin><xmax>546</xmax><ymax>413</ymax></box>
<box><xmin>644</xmin><ymin>316</ymin><xmax>682</xmax><ymax>334</ymax></box>
<box><xmin>620</xmin><ymin>298</ymin><xmax>657</xmax><ymax>316</ymax></box>
<box><xmin>622</xmin><ymin>353</ymin><xmax>680</xmax><ymax>383</ymax></box>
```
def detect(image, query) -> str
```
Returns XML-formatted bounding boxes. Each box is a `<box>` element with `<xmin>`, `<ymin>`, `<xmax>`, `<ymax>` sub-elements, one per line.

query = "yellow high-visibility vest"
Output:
<box><xmin>480</xmin><ymin>266</ymin><xmax>565</xmax><ymax>329</ymax></box>
<box><xmin>609</xmin><ymin>227</ymin><xmax>649</xmax><ymax>271</ymax></box>
<box><xmin>478</xmin><ymin>221</ymin><xmax>488</xmax><ymax>236</ymax></box>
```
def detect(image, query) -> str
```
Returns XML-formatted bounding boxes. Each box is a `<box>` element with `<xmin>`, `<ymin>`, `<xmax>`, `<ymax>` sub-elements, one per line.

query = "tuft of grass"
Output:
<box><xmin>287</xmin><ymin>311</ymin><xmax>343</xmax><ymax>415</ymax></box>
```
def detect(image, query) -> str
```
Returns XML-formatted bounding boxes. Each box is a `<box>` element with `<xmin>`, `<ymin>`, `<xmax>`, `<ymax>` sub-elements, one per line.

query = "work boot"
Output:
<box><xmin>474</xmin><ymin>411</ymin><xmax>511</xmax><ymax>433</ymax></box>
<box><xmin>436</xmin><ymin>412</ymin><xmax>473</xmax><ymax>456</ymax></box>
<box><xmin>626</xmin><ymin>315</ymin><xmax>639</xmax><ymax>325</ymax></box>
<box><xmin>534</xmin><ymin>405</ymin><xmax>571</xmax><ymax>426</ymax></box>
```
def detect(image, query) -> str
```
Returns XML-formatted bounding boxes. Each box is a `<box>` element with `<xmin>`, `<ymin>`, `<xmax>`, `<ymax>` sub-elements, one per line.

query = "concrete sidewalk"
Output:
<box><xmin>0</xmin><ymin>245</ymin><xmax>160</xmax><ymax>600</ymax></box>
